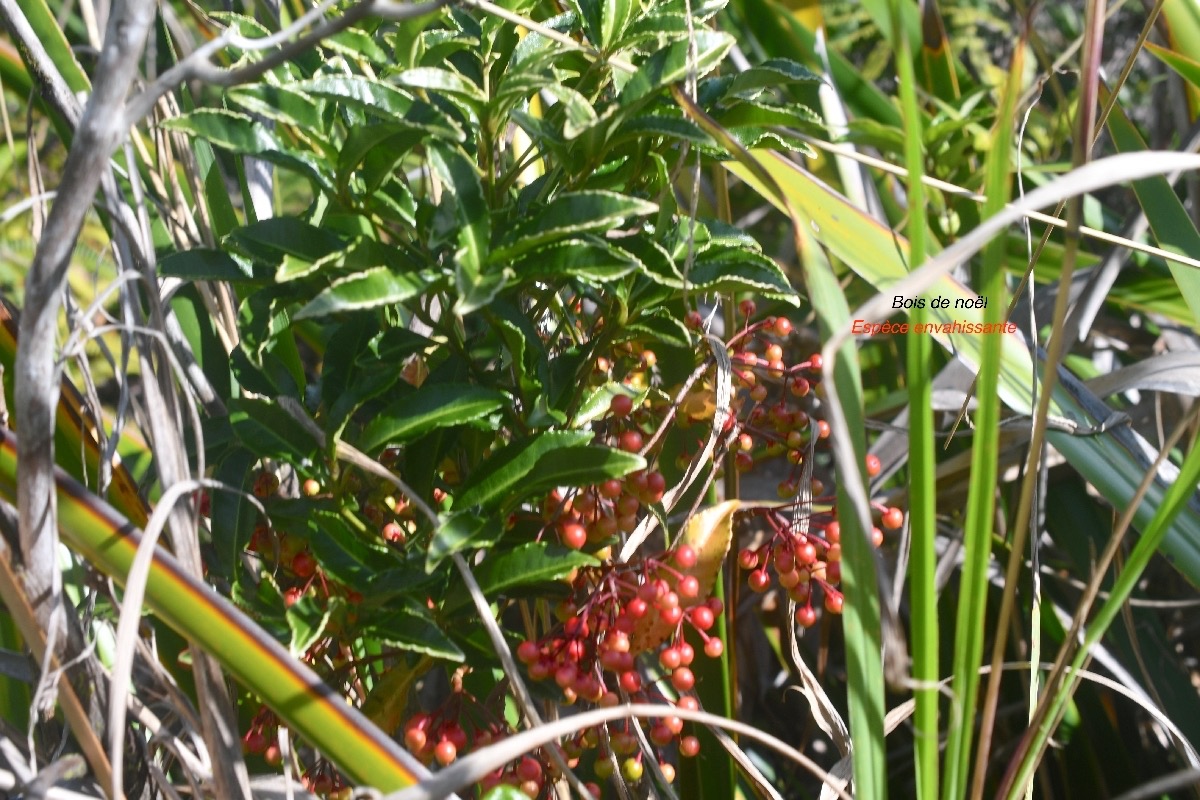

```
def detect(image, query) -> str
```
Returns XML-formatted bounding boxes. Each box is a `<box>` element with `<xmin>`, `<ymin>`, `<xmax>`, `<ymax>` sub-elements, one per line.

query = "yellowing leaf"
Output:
<box><xmin>630</xmin><ymin>501</ymin><xmax>739</xmax><ymax>652</ymax></box>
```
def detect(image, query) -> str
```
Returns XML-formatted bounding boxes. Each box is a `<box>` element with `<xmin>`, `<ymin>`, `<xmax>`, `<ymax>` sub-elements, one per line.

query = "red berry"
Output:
<box><xmin>405</xmin><ymin>727</ymin><xmax>427</xmax><ymax>753</ymax></box>
<box><xmin>704</xmin><ymin>637</ymin><xmax>724</xmax><ymax>658</ymax></box>
<box><xmin>871</xmin><ymin>527</ymin><xmax>885</xmax><ymax>548</ymax></box>
<box><xmin>674</xmin><ymin>544</ymin><xmax>697</xmax><ymax>569</ymax></box>
<box><xmin>748</xmin><ymin>569</ymin><xmax>771</xmax><ymax>593</ymax></box>
<box><xmin>660</xmin><ymin>647</ymin><xmax>682</xmax><ymax>670</ymax></box>
<box><xmin>517</xmin><ymin>641</ymin><xmax>541</xmax><ymax>664</ymax></box>
<box><xmin>517</xmin><ymin>756</ymin><xmax>543</xmax><ymax>784</ymax></box>
<box><xmin>808</xmin><ymin>353</ymin><xmax>823</xmax><ymax>371</ymax></box>
<box><xmin>617</xmin><ymin>494</ymin><xmax>640</xmax><ymax>516</ymax></box>
<box><xmin>690</xmin><ymin>605</ymin><xmax>715</xmax><ymax>631</ymax></box>
<box><xmin>626</xmin><ymin>597</ymin><xmax>648</xmax><ymax>618</ymax></box>
<box><xmin>825</xmin><ymin>592</ymin><xmax>845</xmax><ymax>614</ymax></box>
<box><xmin>796</xmin><ymin>604</ymin><xmax>817</xmax><ymax>628</ymax></box>
<box><xmin>609</xmin><ymin>394</ymin><xmax>634</xmax><ymax>418</ymax></box>
<box><xmin>824</xmin><ymin>521</ymin><xmax>841</xmax><ymax>543</ymax></box>
<box><xmin>738</xmin><ymin>299</ymin><xmax>756</xmax><ymax>318</ymax></box>
<box><xmin>677</xmin><ymin>642</ymin><xmax>695</xmax><ymax>665</ymax></box>
<box><xmin>774</xmin><ymin>316</ymin><xmax>793</xmax><ymax>337</ymax></box>
<box><xmin>865</xmin><ymin>454</ymin><xmax>882</xmax><ymax>477</ymax></box>
<box><xmin>242</xmin><ymin>729</ymin><xmax>268</xmax><ymax>755</ymax></box>
<box><xmin>659</xmin><ymin>605</ymin><xmax>684</xmax><ymax>625</ymax></box>
<box><xmin>302</xmin><ymin>478</ymin><xmax>321</xmax><ymax>497</ymax></box>
<box><xmin>882</xmin><ymin>507</ymin><xmax>904</xmax><ymax>530</ymax></box>
<box><xmin>817</xmin><ymin>420</ymin><xmax>831</xmax><ymax>439</ymax></box>
<box><xmin>680</xmin><ymin>736</ymin><xmax>701</xmax><ymax>757</ymax></box>
<box><xmin>284</xmin><ymin>587</ymin><xmax>303</xmax><ymax>607</ymax></box>
<box><xmin>685</xmin><ymin>310</ymin><xmax>704</xmax><ymax>329</ymax></box>
<box><xmin>645</xmin><ymin>471</ymin><xmax>666</xmax><ymax>501</ymax></box>
<box><xmin>619</xmin><ymin>670</ymin><xmax>642</xmax><ymax>692</ymax></box>
<box><xmin>671</xmin><ymin>666</ymin><xmax>696</xmax><ymax>691</ymax></box>
<box><xmin>599</xmin><ymin>479</ymin><xmax>622</xmax><ymax>499</ymax></box>
<box><xmin>559</xmin><ymin>522</ymin><xmax>588</xmax><ymax>550</ymax></box>
<box><xmin>434</xmin><ymin>740</ymin><xmax>457</xmax><ymax>766</ymax></box>
<box><xmin>738</xmin><ymin>548</ymin><xmax>759</xmax><ymax>570</ymax></box>
<box><xmin>734</xmin><ymin>451</ymin><xmax>754</xmax><ymax>472</ymax></box>
<box><xmin>650</xmin><ymin>724</ymin><xmax>674</xmax><ymax>746</ymax></box>
<box><xmin>619</xmin><ymin>430</ymin><xmax>644</xmax><ymax>453</ymax></box>
<box><xmin>678</xmin><ymin>575</ymin><xmax>700</xmax><ymax>598</ymax></box>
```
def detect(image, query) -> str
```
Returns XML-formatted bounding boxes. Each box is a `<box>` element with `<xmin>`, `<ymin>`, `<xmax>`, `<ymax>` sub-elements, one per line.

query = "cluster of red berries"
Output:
<box><xmin>401</xmin><ymin>694</ymin><xmax>603</xmax><ymax>798</ymax></box>
<box><xmin>505</xmin><ymin>542</ymin><xmax>719</xmax><ymax>790</ymax></box>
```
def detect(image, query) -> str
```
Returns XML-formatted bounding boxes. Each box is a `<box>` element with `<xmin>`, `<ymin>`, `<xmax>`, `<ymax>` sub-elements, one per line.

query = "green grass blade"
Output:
<box><xmin>807</xmin><ymin>237</ymin><xmax>888</xmax><ymax>799</ymax></box>
<box><xmin>1102</xmin><ymin>84</ymin><xmax>1200</xmax><ymax>327</ymax></box>
<box><xmin>941</xmin><ymin>41</ymin><xmax>1021</xmax><ymax>799</ymax></box>
<box><xmin>890</xmin><ymin>1</ymin><xmax>938</xmax><ymax>795</ymax></box>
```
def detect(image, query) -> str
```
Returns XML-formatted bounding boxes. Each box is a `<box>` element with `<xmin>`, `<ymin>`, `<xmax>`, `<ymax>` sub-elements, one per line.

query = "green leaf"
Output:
<box><xmin>618</xmin><ymin>31</ymin><xmax>734</xmax><ymax>105</ymax></box>
<box><xmin>455</xmin><ymin>430</ymin><xmax>593</xmax><ymax>510</ymax></box>
<box><xmin>726</xmin><ymin>58</ymin><xmax>821</xmax><ymax>97</ymax></box>
<box><xmin>229</xmin><ymin>399</ymin><xmax>320</xmax><ymax>461</ymax></box>
<box><xmin>472</xmin><ymin>542</ymin><xmax>598</xmax><ymax>597</ymax></box>
<box><xmin>1146</xmin><ymin>41</ymin><xmax>1200</xmax><ymax>92</ymax></box>
<box><xmin>364</xmin><ymin>598</ymin><xmax>465</xmax><ymax>661</ymax></box>
<box><xmin>492</xmin><ymin>191</ymin><xmax>658</xmax><ymax>262</ymax></box>
<box><xmin>508</xmin><ymin>237</ymin><xmax>643</xmax><ymax>283</ymax></box>
<box><xmin>1103</xmin><ymin>85</ymin><xmax>1200</xmax><ymax>327</ymax></box>
<box><xmin>522</xmin><ymin>446</ymin><xmax>645</xmax><ymax>495</ymax></box>
<box><xmin>428</xmin><ymin>144</ymin><xmax>493</xmax><ymax>313</ymax></box>
<box><xmin>159</xmin><ymin>249</ymin><xmax>255</xmax><ymax>281</ymax></box>
<box><xmin>163</xmin><ymin>109</ymin><xmax>284</xmax><ymax>154</ymax></box>
<box><xmin>426</xmin><ymin>509</ymin><xmax>500</xmax><ymax>571</ymax></box>
<box><xmin>296</xmin><ymin>76</ymin><xmax>465</xmax><ymax>140</ymax></box>
<box><xmin>393</xmin><ymin>66</ymin><xmax>486</xmax><ymax>106</ymax></box>
<box><xmin>575</xmin><ymin>383</ymin><xmax>648</xmax><ymax>426</ymax></box>
<box><xmin>287</xmin><ymin>595</ymin><xmax>339</xmax><ymax>657</ymax></box>
<box><xmin>359</xmin><ymin>384</ymin><xmax>506</xmax><ymax>452</ymax></box>
<box><xmin>228</xmin><ymin>218</ymin><xmax>346</xmax><ymax>265</ymax></box>
<box><xmin>542</xmin><ymin>83</ymin><xmax>599</xmax><ymax>139</ymax></box>
<box><xmin>295</xmin><ymin>267</ymin><xmax>431</xmax><ymax>320</ymax></box>
<box><xmin>227</xmin><ymin>84</ymin><xmax>325</xmax><ymax>134</ymax></box>
<box><xmin>688</xmin><ymin>249</ymin><xmax>799</xmax><ymax>303</ymax></box>
<box><xmin>325</xmin><ymin>27</ymin><xmax>391</xmax><ymax>63</ymax></box>
<box><xmin>578</xmin><ymin>0</ymin><xmax>637</xmax><ymax>50</ymax></box>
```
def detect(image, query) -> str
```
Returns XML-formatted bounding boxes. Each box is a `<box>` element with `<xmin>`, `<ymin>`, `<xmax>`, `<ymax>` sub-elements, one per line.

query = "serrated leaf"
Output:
<box><xmin>630</xmin><ymin>501</ymin><xmax>738</xmax><ymax>652</ymax></box>
<box><xmin>359</xmin><ymin>384</ymin><xmax>506</xmax><ymax>452</ymax></box>
<box><xmin>508</xmin><ymin>237</ymin><xmax>643</xmax><ymax>282</ymax></box>
<box><xmin>162</xmin><ymin>109</ymin><xmax>284</xmax><ymax>154</ymax></box>
<box><xmin>455</xmin><ymin>430</ymin><xmax>593</xmax><ymax>510</ymax></box>
<box><xmin>325</xmin><ymin>27</ymin><xmax>390</xmax><ymax>63</ymax></box>
<box><xmin>159</xmin><ymin>249</ymin><xmax>255</xmax><ymax>281</ymax></box>
<box><xmin>364</xmin><ymin>599</ymin><xmax>465</xmax><ymax>661</ymax></box>
<box><xmin>726</xmin><ymin>58</ymin><xmax>821</xmax><ymax>97</ymax></box>
<box><xmin>542</xmin><ymin>83</ymin><xmax>598</xmax><ymax>139</ymax></box>
<box><xmin>295</xmin><ymin>267</ymin><xmax>430</xmax><ymax>320</ymax></box>
<box><xmin>624</xmin><ymin>311</ymin><xmax>692</xmax><ymax>348</ymax></box>
<box><xmin>618</xmin><ymin>31</ymin><xmax>734</xmax><ymax>105</ymax></box>
<box><xmin>227</xmin><ymin>85</ymin><xmax>324</xmax><ymax>133</ymax></box>
<box><xmin>296</xmin><ymin>76</ymin><xmax>465</xmax><ymax>140</ymax></box>
<box><xmin>393</xmin><ymin>66</ymin><xmax>486</xmax><ymax>105</ymax></box>
<box><xmin>426</xmin><ymin>509</ymin><xmax>500</xmax><ymax>571</ymax></box>
<box><xmin>473</xmin><ymin>542</ymin><xmax>598</xmax><ymax>597</ymax></box>
<box><xmin>689</xmin><ymin>248</ymin><xmax>799</xmax><ymax>303</ymax></box>
<box><xmin>492</xmin><ymin>191</ymin><xmax>657</xmax><ymax>262</ymax></box>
